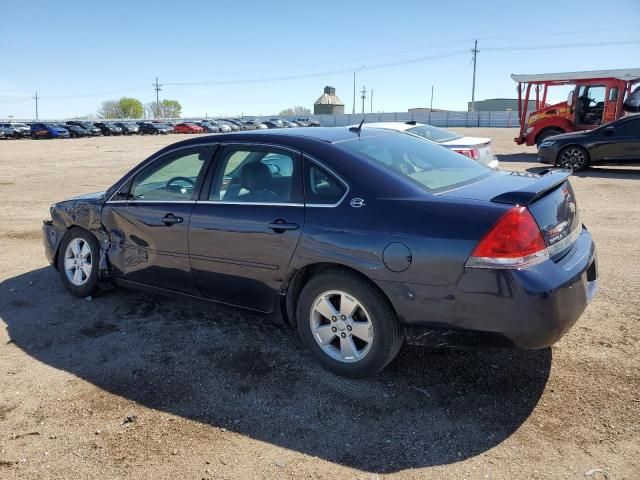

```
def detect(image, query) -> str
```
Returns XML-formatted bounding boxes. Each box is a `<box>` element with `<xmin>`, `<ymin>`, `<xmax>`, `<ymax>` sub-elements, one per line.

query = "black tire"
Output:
<box><xmin>57</xmin><ymin>228</ymin><xmax>100</xmax><ymax>298</ymax></box>
<box><xmin>296</xmin><ymin>270</ymin><xmax>403</xmax><ymax>378</ymax></box>
<box><xmin>557</xmin><ymin>145</ymin><xmax>590</xmax><ymax>171</ymax></box>
<box><xmin>535</xmin><ymin>128</ymin><xmax>563</xmax><ymax>148</ymax></box>
<box><xmin>31</xmin><ymin>133</ymin><xmax>38</xmax><ymax>140</ymax></box>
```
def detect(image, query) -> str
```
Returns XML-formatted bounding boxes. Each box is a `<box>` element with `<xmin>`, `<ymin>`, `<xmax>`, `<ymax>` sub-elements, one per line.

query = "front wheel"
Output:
<box><xmin>296</xmin><ymin>270</ymin><xmax>403</xmax><ymax>378</ymax></box>
<box><xmin>57</xmin><ymin>228</ymin><xmax>100</xmax><ymax>297</ymax></box>
<box><xmin>558</xmin><ymin>146</ymin><xmax>590</xmax><ymax>171</ymax></box>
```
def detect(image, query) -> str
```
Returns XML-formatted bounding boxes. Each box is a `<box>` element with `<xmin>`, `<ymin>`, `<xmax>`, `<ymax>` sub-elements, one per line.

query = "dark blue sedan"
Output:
<box><xmin>42</xmin><ymin>127</ymin><xmax>597</xmax><ymax>377</ymax></box>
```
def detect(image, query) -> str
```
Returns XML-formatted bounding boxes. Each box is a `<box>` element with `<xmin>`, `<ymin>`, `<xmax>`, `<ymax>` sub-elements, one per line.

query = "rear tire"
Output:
<box><xmin>296</xmin><ymin>270</ymin><xmax>403</xmax><ymax>378</ymax></box>
<box><xmin>57</xmin><ymin>228</ymin><xmax>100</xmax><ymax>298</ymax></box>
<box><xmin>535</xmin><ymin>128</ymin><xmax>563</xmax><ymax>148</ymax></box>
<box><xmin>557</xmin><ymin>145</ymin><xmax>590</xmax><ymax>171</ymax></box>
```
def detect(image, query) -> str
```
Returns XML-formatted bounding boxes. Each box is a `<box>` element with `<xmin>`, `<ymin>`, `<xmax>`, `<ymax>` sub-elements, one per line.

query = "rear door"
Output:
<box><xmin>102</xmin><ymin>145</ymin><xmax>214</xmax><ymax>294</ymax></box>
<box><xmin>188</xmin><ymin>144</ymin><xmax>304</xmax><ymax>312</ymax></box>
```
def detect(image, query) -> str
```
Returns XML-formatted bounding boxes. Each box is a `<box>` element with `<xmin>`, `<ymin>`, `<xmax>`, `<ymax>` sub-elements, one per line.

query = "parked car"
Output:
<box><xmin>0</xmin><ymin>122</ymin><xmax>30</xmax><ymax>138</ymax></box>
<box><xmin>241</xmin><ymin>120</ymin><xmax>266</xmax><ymax>130</ymax></box>
<box><xmin>94</xmin><ymin>122</ymin><xmax>123</xmax><ymax>136</ymax></box>
<box><xmin>298</xmin><ymin>118</ymin><xmax>320</xmax><ymax>127</ymax></box>
<box><xmin>0</xmin><ymin>127</ymin><xmax>8</xmax><ymax>139</ymax></box>
<box><xmin>115</xmin><ymin>122</ymin><xmax>140</xmax><ymax>135</ymax></box>
<box><xmin>537</xmin><ymin>115</ymin><xmax>640</xmax><ymax>171</ymax></box>
<box><xmin>194</xmin><ymin>122</ymin><xmax>220</xmax><ymax>133</ymax></box>
<box><xmin>66</xmin><ymin>121</ymin><xmax>101</xmax><ymax>136</ymax></box>
<box><xmin>43</xmin><ymin>127</ymin><xmax>597</xmax><ymax>378</ymax></box>
<box><xmin>215</xmin><ymin>119</ymin><xmax>239</xmax><ymax>132</ymax></box>
<box><xmin>262</xmin><ymin>120</ymin><xmax>282</xmax><ymax>129</ymax></box>
<box><xmin>138</xmin><ymin>122</ymin><xmax>171</xmax><ymax>135</ymax></box>
<box><xmin>63</xmin><ymin>124</ymin><xmax>91</xmax><ymax>138</ymax></box>
<box><xmin>174</xmin><ymin>122</ymin><xmax>204</xmax><ymax>134</ymax></box>
<box><xmin>30</xmin><ymin>123</ymin><xmax>70</xmax><ymax>139</ymax></box>
<box><xmin>281</xmin><ymin>120</ymin><xmax>299</xmax><ymax>128</ymax></box>
<box><xmin>365</xmin><ymin>122</ymin><xmax>499</xmax><ymax>169</ymax></box>
<box><xmin>208</xmin><ymin>121</ymin><xmax>232</xmax><ymax>133</ymax></box>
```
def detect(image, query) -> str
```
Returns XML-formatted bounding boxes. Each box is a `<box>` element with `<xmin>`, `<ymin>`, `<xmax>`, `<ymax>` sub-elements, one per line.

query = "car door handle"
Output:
<box><xmin>268</xmin><ymin>219</ymin><xmax>299</xmax><ymax>233</ymax></box>
<box><xmin>162</xmin><ymin>214</ymin><xmax>183</xmax><ymax>225</ymax></box>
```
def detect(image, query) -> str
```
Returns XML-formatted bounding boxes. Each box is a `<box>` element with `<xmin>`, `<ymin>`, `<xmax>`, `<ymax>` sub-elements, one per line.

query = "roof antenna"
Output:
<box><xmin>349</xmin><ymin>118</ymin><xmax>365</xmax><ymax>133</ymax></box>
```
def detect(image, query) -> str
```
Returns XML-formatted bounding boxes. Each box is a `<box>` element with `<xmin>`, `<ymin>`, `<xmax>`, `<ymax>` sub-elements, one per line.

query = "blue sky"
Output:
<box><xmin>1</xmin><ymin>0</ymin><xmax>639</xmax><ymax>119</ymax></box>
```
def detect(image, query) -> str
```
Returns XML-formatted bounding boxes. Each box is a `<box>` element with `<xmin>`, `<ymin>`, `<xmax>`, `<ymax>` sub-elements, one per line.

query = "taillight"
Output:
<box><xmin>453</xmin><ymin>148</ymin><xmax>480</xmax><ymax>160</ymax></box>
<box><xmin>466</xmin><ymin>206</ymin><xmax>549</xmax><ymax>269</ymax></box>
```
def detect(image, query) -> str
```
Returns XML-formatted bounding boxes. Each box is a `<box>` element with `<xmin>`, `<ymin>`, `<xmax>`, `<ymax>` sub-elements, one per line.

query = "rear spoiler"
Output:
<box><xmin>491</xmin><ymin>170</ymin><xmax>571</xmax><ymax>205</ymax></box>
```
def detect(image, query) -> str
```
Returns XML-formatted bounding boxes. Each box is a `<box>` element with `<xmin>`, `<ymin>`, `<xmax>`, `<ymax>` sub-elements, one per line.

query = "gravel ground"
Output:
<box><xmin>0</xmin><ymin>129</ymin><xmax>638</xmax><ymax>479</ymax></box>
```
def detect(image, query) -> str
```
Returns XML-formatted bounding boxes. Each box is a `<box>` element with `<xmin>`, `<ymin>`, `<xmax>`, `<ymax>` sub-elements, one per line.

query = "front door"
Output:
<box><xmin>574</xmin><ymin>84</ymin><xmax>606</xmax><ymax>130</ymax></box>
<box><xmin>188</xmin><ymin>145</ymin><xmax>304</xmax><ymax>312</ymax></box>
<box><xmin>102</xmin><ymin>146</ymin><xmax>213</xmax><ymax>294</ymax></box>
<box><xmin>596</xmin><ymin>116</ymin><xmax>640</xmax><ymax>162</ymax></box>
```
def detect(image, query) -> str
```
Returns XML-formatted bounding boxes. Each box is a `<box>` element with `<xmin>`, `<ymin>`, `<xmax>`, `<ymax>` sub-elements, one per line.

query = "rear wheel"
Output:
<box><xmin>535</xmin><ymin>128</ymin><xmax>563</xmax><ymax>148</ymax></box>
<box><xmin>558</xmin><ymin>146</ymin><xmax>590</xmax><ymax>171</ymax></box>
<box><xmin>296</xmin><ymin>270</ymin><xmax>403</xmax><ymax>378</ymax></box>
<box><xmin>57</xmin><ymin>228</ymin><xmax>100</xmax><ymax>298</ymax></box>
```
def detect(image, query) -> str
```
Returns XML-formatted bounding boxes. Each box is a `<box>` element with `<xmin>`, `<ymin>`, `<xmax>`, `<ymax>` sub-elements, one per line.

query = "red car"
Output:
<box><xmin>173</xmin><ymin>123</ymin><xmax>204</xmax><ymax>134</ymax></box>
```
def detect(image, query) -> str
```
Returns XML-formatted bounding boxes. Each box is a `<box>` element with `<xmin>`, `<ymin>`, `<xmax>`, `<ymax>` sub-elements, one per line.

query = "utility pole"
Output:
<box><xmin>352</xmin><ymin>71</ymin><xmax>356</xmax><ymax>115</ymax></box>
<box><xmin>470</xmin><ymin>40</ymin><xmax>479</xmax><ymax>112</ymax></box>
<box><xmin>360</xmin><ymin>86</ymin><xmax>367</xmax><ymax>115</ymax></box>
<box><xmin>153</xmin><ymin>77</ymin><xmax>162</xmax><ymax>118</ymax></box>
<box><xmin>370</xmin><ymin>89</ymin><xmax>374</xmax><ymax>113</ymax></box>
<box><xmin>430</xmin><ymin>85</ymin><xmax>434</xmax><ymax>111</ymax></box>
<box><xmin>33</xmin><ymin>92</ymin><xmax>39</xmax><ymax>120</ymax></box>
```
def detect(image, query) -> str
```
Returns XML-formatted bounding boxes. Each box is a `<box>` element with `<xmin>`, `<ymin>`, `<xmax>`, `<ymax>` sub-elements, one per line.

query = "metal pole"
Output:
<box><xmin>360</xmin><ymin>86</ymin><xmax>366</xmax><ymax>115</ymax></box>
<box><xmin>370</xmin><ymin>89</ymin><xmax>374</xmax><ymax>113</ymax></box>
<box><xmin>34</xmin><ymin>92</ymin><xmax>39</xmax><ymax>120</ymax></box>
<box><xmin>154</xmin><ymin>77</ymin><xmax>162</xmax><ymax>118</ymax></box>
<box><xmin>470</xmin><ymin>40</ymin><xmax>479</xmax><ymax>112</ymax></box>
<box><xmin>352</xmin><ymin>72</ymin><xmax>356</xmax><ymax>115</ymax></box>
<box><xmin>430</xmin><ymin>85</ymin><xmax>434</xmax><ymax>111</ymax></box>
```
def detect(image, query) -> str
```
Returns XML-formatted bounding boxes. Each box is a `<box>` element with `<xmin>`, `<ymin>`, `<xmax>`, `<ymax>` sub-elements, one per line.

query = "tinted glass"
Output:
<box><xmin>614</xmin><ymin>117</ymin><xmax>640</xmax><ymax>136</ymax></box>
<box><xmin>305</xmin><ymin>162</ymin><xmax>346</xmax><ymax>205</ymax></box>
<box><xmin>131</xmin><ymin>149</ymin><xmax>208</xmax><ymax>201</ymax></box>
<box><xmin>337</xmin><ymin>132</ymin><xmax>492</xmax><ymax>192</ymax></box>
<box><xmin>210</xmin><ymin>148</ymin><xmax>297</xmax><ymax>203</ymax></box>
<box><xmin>406</xmin><ymin>124</ymin><xmax>461</xmax><ymax>143</ymax></box>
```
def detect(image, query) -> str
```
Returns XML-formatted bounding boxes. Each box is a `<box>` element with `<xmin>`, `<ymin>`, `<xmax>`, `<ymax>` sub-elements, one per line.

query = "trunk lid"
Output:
<box><xmin>440</xmin><ymin>136</ymin><xmax>496</xmax><ymax>167</ymax></box>
<box><xmin>440</xmin><ymin>169</ymin><xmax>581</xmax><ymax>258</ymax></box>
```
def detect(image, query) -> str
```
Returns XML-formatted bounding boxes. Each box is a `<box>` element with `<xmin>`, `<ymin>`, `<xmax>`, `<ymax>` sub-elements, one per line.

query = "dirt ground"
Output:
<box><xmin>0</xmin><ymin>128</ymin><xmax>638</xmax><ymax>479</ymax></box>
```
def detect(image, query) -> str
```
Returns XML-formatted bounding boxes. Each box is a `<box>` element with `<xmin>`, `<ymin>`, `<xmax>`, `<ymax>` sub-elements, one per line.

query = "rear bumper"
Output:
<box><xmin>379</xmin><ymin>226</ymin><xmax>597</xmax><ymax>349</ymax></box>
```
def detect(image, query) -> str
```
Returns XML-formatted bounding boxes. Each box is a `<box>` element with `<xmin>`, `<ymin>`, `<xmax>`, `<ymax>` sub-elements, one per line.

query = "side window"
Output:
<box><xmin>305</xmin><ymin>161</ymin><xmax>347</xmax><ymax>205</ymax></box>
<box><xmin>130</xmin><ymin>148</ymin><xmax>209</xmax><ymax>201</ymax></box>
<box><xmin>209</xmin><ymin>147</ymin><xmax>299</xmax><ymax>203</ymax></box>
<box><xmin>608</xmin><ymin>87</ymin><xmax>619</xmax><ymax>102</ymax></box>
<box><xmin>614</xmin><ymin>118</ymin><xmax>640</xmax><ymax>135</ymax></box>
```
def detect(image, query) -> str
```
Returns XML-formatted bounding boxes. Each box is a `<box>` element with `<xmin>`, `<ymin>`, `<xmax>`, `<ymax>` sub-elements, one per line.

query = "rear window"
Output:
<box><xmin>337</xmin><ymin>132</ymin><xmax>492</xmax><ymax>193</ymax></box>
<box><xmin>406</xmin><ymin>124</ymin><xmax>462</xmax><ymax>143</ymax></box>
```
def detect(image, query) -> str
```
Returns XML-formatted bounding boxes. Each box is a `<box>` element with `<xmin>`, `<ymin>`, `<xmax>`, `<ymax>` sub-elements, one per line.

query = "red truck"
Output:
<box><xmin>512</xmin><ymin>68</ymin><xmax>640</xmax><ymax>146</ymax></box>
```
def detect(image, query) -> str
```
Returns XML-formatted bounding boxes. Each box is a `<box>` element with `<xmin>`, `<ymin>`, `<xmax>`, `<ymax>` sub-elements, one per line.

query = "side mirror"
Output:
<box><xmin>603</xmin><ymin>126</ymin><xmax>615</xmax><ymax>136</ymax></box>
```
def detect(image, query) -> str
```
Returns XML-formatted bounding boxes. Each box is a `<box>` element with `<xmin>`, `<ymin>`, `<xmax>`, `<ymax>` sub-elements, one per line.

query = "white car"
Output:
<box><xmin>364</xmin><ymin>122</ymin><xmax>499</xmax><ymax>169</ymax></box>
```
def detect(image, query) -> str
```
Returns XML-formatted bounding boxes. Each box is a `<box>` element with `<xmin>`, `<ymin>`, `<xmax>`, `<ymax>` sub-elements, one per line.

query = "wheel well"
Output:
<box><xmin>282</xmin><ymin>262</ymin><xmax>396</xmax><ymax>326</ymax></box>
<box><xmin>535</xmin><ymin>127</ymin><xmax>564</xmax><ymax>144</ymax></box>
<box><xmin>53</xmin><ymin>225</ymin><xmax>92</xmax><ymax>269</ymax></box>
<box><xmin>556</xmin><ymin>144</ymin><xmax>590</xmax><ymax>164</ymax></box>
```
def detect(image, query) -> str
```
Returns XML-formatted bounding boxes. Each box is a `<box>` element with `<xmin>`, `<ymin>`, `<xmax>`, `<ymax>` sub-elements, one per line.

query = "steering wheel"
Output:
<box><xmin>165</xmin><ymin>176</ymin><xmax>195</xmax><ymax>193</ymax></box>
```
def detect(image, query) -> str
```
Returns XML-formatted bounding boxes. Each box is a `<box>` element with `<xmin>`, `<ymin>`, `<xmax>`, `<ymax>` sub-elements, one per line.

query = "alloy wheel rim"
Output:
<box><xmin>309</xmin><ymin>290</ymin><xmax>373</xmax><ymax>363</ymax></box>
<box><xmin>560</xmin><ymin>148</ymin><xmax>585</xmax><ymax>170</ymax></box>
<box><xmin>64</xmin><ymin>238</ymin><xmax>92</xmax><ymax>286</ymax></box>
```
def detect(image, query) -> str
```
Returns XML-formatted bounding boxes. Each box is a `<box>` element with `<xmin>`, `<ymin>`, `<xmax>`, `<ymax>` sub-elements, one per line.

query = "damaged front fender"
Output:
<box><xmin>43</xmin><ymin>191</ymin><xmax>111</xmax><ymax>283</ymax></box>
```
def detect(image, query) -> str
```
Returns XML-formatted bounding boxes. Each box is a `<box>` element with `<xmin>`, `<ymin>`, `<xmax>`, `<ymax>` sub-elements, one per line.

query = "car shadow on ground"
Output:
<box><xmin>497</xmin><ymin>153</ymin><xmax>640</xmax><ymax>179</ymax></box>
<box><xmin>1</xmin><ymin>267</ymin><xmax>551</xmax><ymax>473</ymax></box>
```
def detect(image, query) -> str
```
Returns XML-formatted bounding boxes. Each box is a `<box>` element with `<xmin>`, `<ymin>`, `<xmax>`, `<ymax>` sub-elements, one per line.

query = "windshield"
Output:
<box><xmin>337</xmin><ymin>132</ymin><xmax>492</xmax><ymax>193</ymax></box>
<box><xmin>406</xmin><ymin>124</ymin><xmax>462</xmax><ymax>143</ymax></box>
<box><xmin>81</xmin><ymin>123</ymin><xmax>94</xmax><ymax>129</ymax></box>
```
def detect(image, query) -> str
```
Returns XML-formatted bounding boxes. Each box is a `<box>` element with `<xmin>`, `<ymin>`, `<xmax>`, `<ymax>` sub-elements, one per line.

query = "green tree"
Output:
<box><xmin>118</xmin><ymin>97</ymin><xmax>144</xmax><ymax>118</ymax></box>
